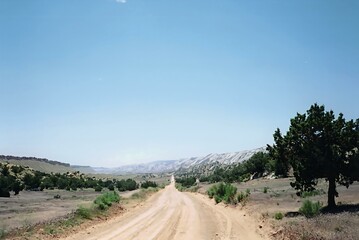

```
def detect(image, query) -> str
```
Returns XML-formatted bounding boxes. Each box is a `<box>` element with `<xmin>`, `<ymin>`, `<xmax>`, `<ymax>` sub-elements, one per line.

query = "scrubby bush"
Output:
<box><xmin>207</xmin><ymin>183</ymin><xmax>237</xmax><ymax>204</ymax></box>
<box><xmin>236</xmin><ymin>191</ymin><xmax>249</xmax><ymax>205</ymax></box>
<box><xmin>299</xmin><ymin>199</ymin><xmax>322</xmax><ymax>218</ymax></box>
<box><xmin>274</xmin><ymin>212</ymin><xmax>283</xmax><ymax>220</ymax></box>
<box><xmin>175</xmin><ymin>177</ymin><xmax>196</xmax><ymax>188</ymax></box>
<box><xmin>263</xmin><ymin>187</ymin><xmax>269</xmax><ymax>193</ymax></box>
<box><xmin>94</xmin><ymin>185</ymin><xmax>103</xmax><ymax>192</ymax></box>
<box><xmin>116</xmin><ymin>179</ymin><xmax>138</xmax><ymax>191</ymax></box>
<box><xmin>75</xmin><ymin>206</ymin><xmax>92</xmax><ymax>219</ymax></box>
<box><xmin>141</xmin><ymin>181</ymin><xmax>158</xmax><ymax>189</ymax></box>
<box><xmin>94</xmin><ymin>191</ymin><xmax>120</xmax><ymax>210</ymax></box>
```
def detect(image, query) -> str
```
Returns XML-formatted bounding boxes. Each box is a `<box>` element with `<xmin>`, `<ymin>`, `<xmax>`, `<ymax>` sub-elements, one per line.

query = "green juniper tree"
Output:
<box><xmin>267</xmin><ymin>104</ymin><xmax>359</xmax><ymax>208</ymax></box>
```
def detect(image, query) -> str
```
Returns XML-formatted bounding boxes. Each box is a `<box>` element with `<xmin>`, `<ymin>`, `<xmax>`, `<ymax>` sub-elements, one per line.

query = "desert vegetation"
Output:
<box><xmin>0</xmin><ymin>162</ymin><xmax>139</xmax><ymax>197</ymax></box>
<box><xmin>207</xmin><ymin>182</ymin><xmax>249</xmax><ymax>205</ymax></box>
<box><xmin>140</xmin><ymin>180</ymin><xmax>158</xmax><ymax>189</ymax></box>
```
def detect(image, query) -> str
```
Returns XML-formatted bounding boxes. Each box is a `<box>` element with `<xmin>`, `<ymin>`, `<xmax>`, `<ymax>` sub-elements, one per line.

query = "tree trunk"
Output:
<box><xmin>327</xmin><ymin>177</ymin><xmax>337</xmax><ymax>208</ymax></box>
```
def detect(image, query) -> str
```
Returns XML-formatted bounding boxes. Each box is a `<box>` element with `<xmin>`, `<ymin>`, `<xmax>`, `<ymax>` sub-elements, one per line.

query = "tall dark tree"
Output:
<box><xmin>267</xmin><ymin>104</ymin><xmax>359</xmax><ymax>208</ymax></box>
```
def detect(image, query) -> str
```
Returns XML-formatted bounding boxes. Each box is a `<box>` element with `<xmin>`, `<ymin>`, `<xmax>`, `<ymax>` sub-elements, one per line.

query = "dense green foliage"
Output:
<box><xmin>268</xmin><ymin>103</ymin><xmax>359</xmax><ymax>208</ymax></box>
<box><xmin>94</xmin><ymin>191</ymin><xmax>120</xmax><ymax>210</ymax></box>
<box><xmin>175</xmin><ymin>176</ymin><xmax>197</xmax><ymax>188</ymax></box>
<box><xmin>0</xmin><ymin>162</ymin><xmax>139</xmax><ymax>197</ymax></box>
<box><xmin>116</xmin><ymin>179</ymin><xmax>138</xmax><ymax>191</ymax></box>
<box><xmin>141</xmin><ymin>180</ymin><xmax>158</xmax><ymax>189</ymax></box>
<box><xmin>207</xmin><ymin>182</ymin><xmax>237</xmax><ymax>204</ymax></box>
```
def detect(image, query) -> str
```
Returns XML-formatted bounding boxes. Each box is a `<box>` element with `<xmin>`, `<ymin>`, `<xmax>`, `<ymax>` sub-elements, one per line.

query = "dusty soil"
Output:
<box><xmin>0</xmin><ymin>189</ymin><xmax>102</xmax><ymax>231</ymax></box>
<box><xmin>0</xmin><ymin>189</ymin><xmax>136</xmax><ymax>232</ymax></box>
<box><xmin>64</xmin><ymin>180</ymin><xmax>268</xmax><ymax>240</ymax></box>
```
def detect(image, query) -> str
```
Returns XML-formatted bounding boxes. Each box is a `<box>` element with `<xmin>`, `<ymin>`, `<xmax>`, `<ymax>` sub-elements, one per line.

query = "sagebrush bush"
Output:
<box><xmin>207</xmin><ymin>184</ymin><xmax>218</xmax><ymax>199</ymax></box>
<box><xmin>207</xmin><ymin>183</ymin><xmax>237</xmax><ymax>204</ymax></box>
<box><xmin>94</xmin><ymin>191</ymin><xmax>120</xmax><ymax>210</ymax></box>
<box><xmin>75</xmin><ymin>206</ymin><xmax>92</xmax><ymax>219</ymax></box>
<box><xmin>237</xmin><ymin>192</ymin><xmax>250</xmax><ymax>206</ymax></box>
<box><xmin>274</xmin><ymin>212</ymin><xmax>283</xmax><ymax>220</ymax></box>
<box><xmin>299</xmin><ymin>199</ymin><xmax>322</xmax><ymax>218</ymax></box>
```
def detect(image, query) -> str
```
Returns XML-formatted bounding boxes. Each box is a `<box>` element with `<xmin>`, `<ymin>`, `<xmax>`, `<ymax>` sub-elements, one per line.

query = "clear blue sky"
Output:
<box><xmin>1</xmin><ymin>0</ymin><xmax>358</xmax><ymax>167</ymax></box>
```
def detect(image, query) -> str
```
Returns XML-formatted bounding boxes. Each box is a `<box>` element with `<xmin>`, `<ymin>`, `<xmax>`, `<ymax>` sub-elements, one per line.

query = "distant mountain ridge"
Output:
<box><xmin>83</xmin><ymin>147</ymin><xmax>267</xmax><ymax>174</ymax></box>
<box><xmin>174</xmin><ymin>146</ymin><xmax>267</xmax><ymax>174</ymax></box>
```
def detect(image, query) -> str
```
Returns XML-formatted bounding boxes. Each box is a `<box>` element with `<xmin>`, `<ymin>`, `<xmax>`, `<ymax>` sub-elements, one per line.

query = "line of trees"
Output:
<box><xmin>0</xmin><ymin>162</ymin><xmax>139</xmax><ymax>197</ymax></box>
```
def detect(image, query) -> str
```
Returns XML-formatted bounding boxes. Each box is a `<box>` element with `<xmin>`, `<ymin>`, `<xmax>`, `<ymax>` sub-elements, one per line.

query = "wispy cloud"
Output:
<box><xmin>115</xmin><ymin>0</ymin><xmax>127</xmax><ymax>3</ymax></box>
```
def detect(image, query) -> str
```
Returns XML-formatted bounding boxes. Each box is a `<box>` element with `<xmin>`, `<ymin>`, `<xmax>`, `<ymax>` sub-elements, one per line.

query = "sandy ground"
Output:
<box><xmin>0</xmin><ymin>189</ymin><xmax>102</xmax><ymax>231</ymax></box>
<box><xmin>64</xmin><ymin>178</ymin><xmax>268</xmax><ymax>240</ymax></box>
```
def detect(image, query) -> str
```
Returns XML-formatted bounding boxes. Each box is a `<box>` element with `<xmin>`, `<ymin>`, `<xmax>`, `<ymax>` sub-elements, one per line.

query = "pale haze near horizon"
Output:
<box><xmin>0</xmin><ymin>0</ymin><xmax>358</xmax><ymax>167</ymax></box>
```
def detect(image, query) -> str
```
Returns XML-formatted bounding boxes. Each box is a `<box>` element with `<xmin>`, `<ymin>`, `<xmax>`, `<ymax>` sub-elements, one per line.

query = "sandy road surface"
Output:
<box><xmin>65</xmin><ymin>178</ymin><xmax>267</xmax><ymax>240</ymax></box>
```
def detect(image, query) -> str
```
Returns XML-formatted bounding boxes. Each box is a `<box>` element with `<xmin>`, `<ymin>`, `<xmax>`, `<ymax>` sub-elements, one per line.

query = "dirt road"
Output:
<box><xmin>65</xmin><ymin>178</ymin><xmax>267</xmax><ymax>240</ymax></box>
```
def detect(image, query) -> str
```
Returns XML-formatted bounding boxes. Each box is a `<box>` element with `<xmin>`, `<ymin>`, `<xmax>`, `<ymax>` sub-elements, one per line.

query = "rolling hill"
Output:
<box><xmin>0</xmin><ymin>155</ymin><xmax>76</xmax><ymax>174</ymax></box>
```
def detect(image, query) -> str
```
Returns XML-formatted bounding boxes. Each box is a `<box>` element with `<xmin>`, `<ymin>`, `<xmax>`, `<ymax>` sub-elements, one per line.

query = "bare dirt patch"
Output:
<box><xmin>0</xmin><ymin>189</ymin><xmax>102</xmax><ymax>232</ymax></box>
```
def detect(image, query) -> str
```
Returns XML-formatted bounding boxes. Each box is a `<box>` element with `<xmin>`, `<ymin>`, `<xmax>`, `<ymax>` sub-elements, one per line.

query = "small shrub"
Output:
<box><xmin>299</xmin><ymin>199</ymin><xmax>322</xmax><ymax>218</ymax></box>
<box><xmin>75</xmin><ymin>206</ymin><xmax>92</xmax><ymax>219</ymax></box>
<box><xmin>236</xmin><ymin>191</ymin><xmax>249</xmax><ymax>206</ymax></box>
<box><xmin>263</xmin><ymin>187</ymin><xmax>269</xmax><ymax>193</ymax></box>
<box><xmin>246</xmin><ymin>188</ymin><xmax>251</xmax><ymax>195</ymax></box>
<box><xmin>94</xmin><ymin>191</ymin><xmax>120</xmax><ymax>210</ymax></box>
<box><xmin>207</xmin><ymin>185</ymin><xmax>218</xmax><ymax>199</ymax></box>
<box><xmin>274</xmin><ymin>212</ymin><xmax>283</xmax><ymax>220</ymax></box>
<box><xmin>175</xmin><ymin>177</ymin><xmax>196</xmax><ymax>188</ymax></box>
<box><xmin>94</xmin><ymin>185</ymin><xmax>102</xmax><ymax>192</ymax></box>
<box><xmin>175</xmin><ymin>183</ymin><xmax>186</xmax><ymax>192</ymax></box>
<box><xmin>207</xmin><ymin>183</ymin><xmax>237</xmax><ymax>204</ymax></box>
